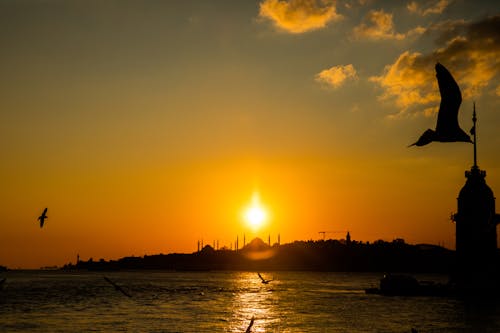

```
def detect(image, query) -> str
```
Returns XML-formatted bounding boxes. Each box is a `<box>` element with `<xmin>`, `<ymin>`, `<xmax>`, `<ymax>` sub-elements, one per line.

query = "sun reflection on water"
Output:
<box><xmin>229</xmin><ymin>272</ymin><xmax>283</xmax><ymax>333</ymax></box>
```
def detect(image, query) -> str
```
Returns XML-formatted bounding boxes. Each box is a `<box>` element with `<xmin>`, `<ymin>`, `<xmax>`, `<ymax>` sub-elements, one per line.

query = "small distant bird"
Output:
<box><xmin>257</xmin><ymin>272</ymin><xmax>273</xmax><ymax>284</ymax></box>
<box><xmin>409</xmin><ymin>63</ymin><xmax>472</xmax><ymax>147</ymax></box>
<box><xmin>103</xmin><ymin>276</ymin><xmax>132</xmax><ymax>298</ymax></box>
<box><xmin>38</xmin><ymin>208</ymin><xmax>48</xmax><ymax>228</ymax></box>
<box><xmin>245</xmin><ymin>316</ymin><xmax>255</xmax><ymax>333</ymax></box>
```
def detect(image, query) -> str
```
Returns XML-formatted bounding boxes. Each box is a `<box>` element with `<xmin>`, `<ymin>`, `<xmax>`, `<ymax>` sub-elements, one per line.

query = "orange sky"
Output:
<box><xmin>0</xmin><ymin>1</ymin><xmax>499</xmax><ymax>268</ymax></box>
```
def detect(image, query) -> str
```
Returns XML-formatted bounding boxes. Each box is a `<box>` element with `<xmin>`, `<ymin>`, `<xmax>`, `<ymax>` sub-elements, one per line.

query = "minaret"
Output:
<box><xmin>453</xmin><ymin>105</ymin><xmax>499</xmax><ymax>289</ymax></box>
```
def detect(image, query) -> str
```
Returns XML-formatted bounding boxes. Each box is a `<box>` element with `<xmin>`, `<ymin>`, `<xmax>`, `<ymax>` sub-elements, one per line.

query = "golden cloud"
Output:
<box><xmin>369</xmin><ymin>51</ymin><xmax>439</xmax><ymax>115</ymax></box>
<box><xmin>407</xmin><ymin>0</ymin><xmax>450</xmax><ymax>16</ymax></box>
<box><xmin>370</xmin><ymin>16</ymin><xmax>500</xmax><ymax>117</ymax></box>
<box><xmin>353</xmin><ymin>9</ymin><xmax>425</xmax><ymax>40</ymax></box>
<box><xmin>259</xmin><ymin>0</ymin><xmax>342</xmax><ymax>34</ymax></box>
<box><xmin>315</xmin><ymin>64</ymin><xmax>358</xmax><ymax>89</ymax></box>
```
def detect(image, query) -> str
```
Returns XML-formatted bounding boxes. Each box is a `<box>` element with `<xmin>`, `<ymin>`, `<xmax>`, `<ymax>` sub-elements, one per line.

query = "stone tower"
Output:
<box><xmin>453</xmin><ymin>107</ymin><xmax>499</xmax><ymax>289</ymax></box>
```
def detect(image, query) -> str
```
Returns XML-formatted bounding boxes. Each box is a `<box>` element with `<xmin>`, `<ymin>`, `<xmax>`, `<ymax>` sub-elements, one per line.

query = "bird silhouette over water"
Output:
<box><xmin>257</xmin><ymin>273</ymin><xmax>273</xmax><ymax>284</ymax></box>
<box><xmin>38</xmin><ymin>208</ymin><xmax>48</xmax><ymax>228</ymax></box>
<box><xmin>245</xmin><ymin>316</ymin><xmax>255</xmax><ymax>333</ymax></box>
<box><xmin>103</xmin><ymin>276</ymin><xmax>132</xmax><ymax>298</ymax></box>
<box><xmin>409</xmin><ymin>63</ymin><xmax>472</xmax><ymax>147</ymax></box>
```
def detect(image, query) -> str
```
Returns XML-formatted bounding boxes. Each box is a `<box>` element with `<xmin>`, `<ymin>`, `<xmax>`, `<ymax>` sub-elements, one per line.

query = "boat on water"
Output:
<box><xmin>366</xmin><ymin>274</ymin><xmax>449</xmax><ymax>297</ymax></box>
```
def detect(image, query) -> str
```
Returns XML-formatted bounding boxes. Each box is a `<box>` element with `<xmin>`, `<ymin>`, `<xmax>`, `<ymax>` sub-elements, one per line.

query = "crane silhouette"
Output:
<box><xmin>409</xmin><ymin>63</ymin><xmax>472</xmax><ymax>147</ymax></box>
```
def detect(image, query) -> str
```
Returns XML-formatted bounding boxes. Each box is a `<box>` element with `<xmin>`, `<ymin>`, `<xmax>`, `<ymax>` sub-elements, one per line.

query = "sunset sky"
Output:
<box><xmin>1</xmin><ymin>0</ymin><xmax>499</xmax><ymax>268</ymax></box>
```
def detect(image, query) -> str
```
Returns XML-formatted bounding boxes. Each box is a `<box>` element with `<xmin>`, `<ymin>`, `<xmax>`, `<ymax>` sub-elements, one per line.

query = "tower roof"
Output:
<box><xmin>459</xmin><ymin>166</ymin><xmax>494</xmax><ymax>200</ymax></box>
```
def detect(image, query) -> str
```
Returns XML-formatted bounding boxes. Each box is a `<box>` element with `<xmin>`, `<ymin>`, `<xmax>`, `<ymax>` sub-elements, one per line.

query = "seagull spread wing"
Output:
<box><xmin>434</xmin><ymin>63</ymin><xmax>462</xmax><ymax>137</ymax></box>
<box><xmin>245</xmin><ymin>317</ymin><xmax>255</xmax><ymax>333</ymax></box>
<box><xmin>103</xmin><ymin>276</ymin><xmax>132</xmax><ymax>298</ymax></box>
<box><xmin>38</xmin><ymin>208</ymin><xmax>48</xmax><ymax>228</ymax></box>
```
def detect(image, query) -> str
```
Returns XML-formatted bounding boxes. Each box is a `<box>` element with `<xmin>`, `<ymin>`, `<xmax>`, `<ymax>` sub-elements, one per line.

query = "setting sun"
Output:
<box><xmin>243</xmin><ymin>193</ymin><xmax>268</xmax><ymax>231</ymax></box>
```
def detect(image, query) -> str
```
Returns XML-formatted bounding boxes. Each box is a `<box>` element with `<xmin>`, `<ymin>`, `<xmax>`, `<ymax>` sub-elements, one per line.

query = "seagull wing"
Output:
<box><xmin>103</xmin><ymin>276</ymin><xmax>131</xmax><ymax>298</ymax></box>
<box><xmin>104</xmin><ymin>276</ymin><xmax>114</xmax><ymax>286</ymax></box>
<box><xmin>245</xmin><ymin>317</ymin><xmax>255</xmax><ymax>333</ymax></box>
<box><xmin>257</xmin><ymin>273</ymin><xmax>265</xmax><ymax>282</ymax></box>
<box><xmin>37</xmin><ymin>208</ymin><xmax>48</xmax><ymax>228</ymax></box>
<box><xmin>118</xmin><ymin>286</ymin><xmax>132</xmax><ymax>298</ymax></box>
<box><xmin>434</xmin><ymin>63</ymin><xmax>462</xmax><ymax>137</ymax></box>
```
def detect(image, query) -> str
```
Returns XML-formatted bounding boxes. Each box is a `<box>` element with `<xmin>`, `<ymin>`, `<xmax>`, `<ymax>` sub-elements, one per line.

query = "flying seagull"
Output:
<box><xmin>245</xmin><ymin>316</ymin><xmax>255</xmax><ymax>333</ymax></box>
<box><xmin>257</xmin><ymin>273</ymin><xmax>273</xmax><ymax>284</ymax></box>
<box><xmin>103</xmin><ymin>276</ymin><xmax>132</xmax><ymax>298</ymax></box>
<box><xmin>409</xmin><ymin>63</ymin><xmax>472</xmax><ymax>147</ymax></box>
<box><xmin>38</xmin><ymin>208</ymin><xmax>48</xmax><ymax>228</ymax></box>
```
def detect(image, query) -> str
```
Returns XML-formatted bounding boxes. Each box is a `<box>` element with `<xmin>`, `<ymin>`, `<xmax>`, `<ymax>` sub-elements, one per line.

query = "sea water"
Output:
<box><xmin>1</xmin><ymin>270</ymin><xmax>500</xmax><ymax>332</ymax></box>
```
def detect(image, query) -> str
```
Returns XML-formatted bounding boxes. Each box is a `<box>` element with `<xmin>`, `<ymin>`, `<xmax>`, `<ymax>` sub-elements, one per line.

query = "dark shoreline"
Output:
<box><xmin>58</xmin><ymin>238</ymin><xmax>459</xmax><ymax>274</ymax></box>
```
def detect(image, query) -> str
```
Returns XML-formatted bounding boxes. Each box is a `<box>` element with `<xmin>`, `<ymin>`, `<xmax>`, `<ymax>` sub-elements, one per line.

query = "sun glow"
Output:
<box><xmin>243</xmin><ymin>193</ymin><xmax>268</xmax><ymax>231</ymax></box>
